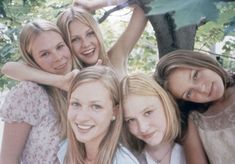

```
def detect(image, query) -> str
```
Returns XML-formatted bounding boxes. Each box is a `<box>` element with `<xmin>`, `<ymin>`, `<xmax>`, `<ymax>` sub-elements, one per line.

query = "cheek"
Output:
<box><xmin>128</xmin><ymin>124</ymin><xmax>138</xmax><ymax>136</ymax></box>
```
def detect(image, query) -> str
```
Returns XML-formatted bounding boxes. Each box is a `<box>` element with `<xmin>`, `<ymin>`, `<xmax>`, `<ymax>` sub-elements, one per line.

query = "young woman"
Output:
<box><xmin>58</xmin><ymin>65</ymin><xmax>139</xmax><ymax>164</ymax></box>
<box><xmin>1</xmin><ymin>0</ymin><xmax>147</xmax><ymax>90</ymax></box>
<box><xmin>120</xmin><ymin>73</ymin><xmax>186</xmax><ymax>164</ymax></box>
<box><xmin>154</xmin><ymin>50</ymin><xmax>235</xmax><ymax>164</ymax></box>
<box><xmin>0</xmin><ymin>20</ymin><xmax>73</xmax><ymax>163</ymax></box>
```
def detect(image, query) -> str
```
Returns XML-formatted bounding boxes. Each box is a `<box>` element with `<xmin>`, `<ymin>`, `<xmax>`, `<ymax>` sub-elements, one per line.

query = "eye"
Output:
<box><xmin>186</xmin><ymin>90</ymin><xmax>192</xmax><ymax>99</ymax></box>
<box><xmin>91</xmin><ymin>104</ymin><xmax>102</xmax><ymax>111</ymax></box>
<box><xmin>40</xmin><ymin>52</ymin><xmax>49</xmax><ymax>57</ymax></box>
<box><xmin>87</xmin><ymin>31</ymin><xmax>95</xmax><ymax>37</ymax></box>
<box><xmin>144</xmin><ymin>110</ymin><xmax>153</xmax><ymax>117</ymax></box>
<box><xmin>193</xmin><ymin>70</ymin><xmax>199</xmax><ymax>80</ymax></box>
<box><xmin>57</xmin><ymin>43</ymin><xmax>65</xmax><ymax>50</ymax></box>
<box><xmin>126</xmin><ymin>118</ymin><xmax>135</xmax><ymax>124</ymax></box>
<box><xmin>70</xmin><ymin>101</ymin><xmax>80</xmax><ymax>107</ymax></box>
<box><xmin>71</xmin><ymin>37</ymin><xmax>80</xmax><ymax>43</ymax></box>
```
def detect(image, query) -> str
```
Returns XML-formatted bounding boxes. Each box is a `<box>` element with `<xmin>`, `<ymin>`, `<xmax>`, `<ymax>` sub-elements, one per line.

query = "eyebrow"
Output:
<box><xmin>124</xmin><ymin>105</ymin><xmax>154</xmax><ymax>120</ymax></box>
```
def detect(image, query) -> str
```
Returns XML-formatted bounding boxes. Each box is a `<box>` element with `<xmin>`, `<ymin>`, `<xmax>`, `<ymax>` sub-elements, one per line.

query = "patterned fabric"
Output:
<box><xmin>0</xmin><ymin>81</ymin><xmax>62</xmax><ymax>164</ymax></box>
<box><xmin>190</xmin><ymin>103</ymin><xmax>235</xmax><ymax>164</ymax></box>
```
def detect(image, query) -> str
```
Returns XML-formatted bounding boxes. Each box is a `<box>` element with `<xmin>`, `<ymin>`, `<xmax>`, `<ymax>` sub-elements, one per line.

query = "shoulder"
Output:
<box><xmin>57</xmin><ymin>139</ymin><xmax>68</xmax><ymax>164</ymax></box>
<box><xmin>171</xmin><ymin>143</ymin><xmax>186</xmax><ymax>164</ymax></box>
<box><xmin>113</xmin><ymin>145</ymin><xmax>140</xmax><ymax>164</ymax></box>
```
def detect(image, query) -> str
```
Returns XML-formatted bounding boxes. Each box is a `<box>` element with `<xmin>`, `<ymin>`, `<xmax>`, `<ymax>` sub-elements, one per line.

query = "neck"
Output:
<box><xmin>85</xmin><ymin>142</ymin><xmax>99</xmax><ymax>163</ymax></box>
<box><xmin>146</xmin><ymin>142</ymin><xmax>173</xmax><ymax>163</ymax></box>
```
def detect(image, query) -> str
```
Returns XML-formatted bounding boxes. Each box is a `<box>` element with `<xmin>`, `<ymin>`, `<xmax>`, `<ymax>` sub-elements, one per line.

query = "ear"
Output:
<box><xmin>112</xmin><ymin>104</ymin><xmax>119</xmax><ymax>120</ymax></box>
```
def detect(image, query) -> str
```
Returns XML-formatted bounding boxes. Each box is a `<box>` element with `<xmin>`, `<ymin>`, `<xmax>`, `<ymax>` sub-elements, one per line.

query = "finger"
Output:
<box><xmin>95</xmin><ymin>59</ymin><xmax>102</xmax><ymax>66</ymax></box>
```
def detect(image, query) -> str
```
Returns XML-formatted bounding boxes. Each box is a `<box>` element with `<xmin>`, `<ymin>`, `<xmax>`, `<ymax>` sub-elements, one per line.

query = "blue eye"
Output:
<box><xmin>70</xmin><ymin>101</ymin><xmax>80</xmax><ymax>107</ymax></box>
<box><xmin>91</xmin><ymin>104</ymin><xmax>102</xmax><ymax>111</ymax></box>
<box><xmin>144</xmin><ymin>110</ymin><xmax>152</xmax><ymax>116</ymax></box>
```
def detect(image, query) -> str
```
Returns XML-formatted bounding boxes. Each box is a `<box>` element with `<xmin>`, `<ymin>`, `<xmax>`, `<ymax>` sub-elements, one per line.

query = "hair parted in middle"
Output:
<box><xmin>66</xmin><ymin>65</ymin><xmax>122</xmax><ymax>164</ymax></box>
<box><xmin>120</xmin><ymin>73</ymin><xmax>181</xmax><ymax>153</ymax></box>
<box><xmin>57</xmin><ymin>7</ymin><xmax>110</xmax><ymax>69</ymax></box>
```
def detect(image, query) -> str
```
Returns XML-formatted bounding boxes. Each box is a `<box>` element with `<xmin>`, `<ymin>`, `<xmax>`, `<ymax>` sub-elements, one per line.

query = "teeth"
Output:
<box><xmin>77</xmin><ymin>124</ymin><xmax>93</xmax><ymax>130</ymax></box>
<box><xmin>82</xmin><ymin>49</ymin><xmax>94</xmax><ymax>55</ymax></box>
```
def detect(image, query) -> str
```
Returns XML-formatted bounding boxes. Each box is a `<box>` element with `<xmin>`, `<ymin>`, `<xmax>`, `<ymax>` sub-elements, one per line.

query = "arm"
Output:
<box><xmin>108</xmin><ymin>5</ymin><xmax>147</xmax><ymax>78</ymax></box>
<box><xmin>72</xmin><ymin>0</ymin><xmax>128</xmax><ymax>10</ymax></box>
<box><xmin>0</xmin><ymin>122</ymin><xmax>31</xmax><ymax>164</ymax></box>
<box><xmin>1</xmin><ymin>62</ymin><xmax>76</xmax><ymax>91</ymax></box>
<box><xmin>182</xmin><ymin>118</ymin><xmax>209</xmax><ymax>164</ymax></box>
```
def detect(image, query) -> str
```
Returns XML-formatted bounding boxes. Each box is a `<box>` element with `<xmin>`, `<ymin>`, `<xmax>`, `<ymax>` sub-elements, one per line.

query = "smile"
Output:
<box><xmin>141</xmin><ymin>131</ymin><xmax>155</xmax><ymax>140</ymax></box>
<box><xmin>81</xmin><ymin>48</ymin><xmax>95</xmax><ymax>57</ymax></box>
<box><xmin>55</xmin><ymin>62</ymin><xmax>67</xmax><ymax>70</ymax></box>
<box><xmin>77</xmin><ymin>124</ymin><xmax>94</xmax><ymax>133</ymax></box>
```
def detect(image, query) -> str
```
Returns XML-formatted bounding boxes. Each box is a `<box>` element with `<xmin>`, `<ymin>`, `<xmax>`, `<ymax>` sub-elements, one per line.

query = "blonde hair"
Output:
<box><xmin>57</xmin><ymin>7</ymin><xmax>110</xmax><ymax>69</ymax></box>
<box><xmin>66</xmin><ymin>66</ymin><xmax>122</xmax><ymax>164</ymax></box>
<box><xmin>19</xmin><ymin>19</ymin><xmax>69</xmax><ymax>138</ymax></box>
<box><xmin>154</xmin><ymin>49</ymin><xmax>230</xmax><ymax>92</ymax></box>
<box><xmin>120</xmin><ymin>73</ymin><xmax>181</xmax><ymax>153</ymax></box>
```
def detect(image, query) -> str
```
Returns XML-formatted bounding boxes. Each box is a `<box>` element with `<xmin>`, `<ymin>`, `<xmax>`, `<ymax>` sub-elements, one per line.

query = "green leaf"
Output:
<box><xmin>148</xmin><ymin>0</ymin><xmax>219</xmax><ymax>29</ymax></box>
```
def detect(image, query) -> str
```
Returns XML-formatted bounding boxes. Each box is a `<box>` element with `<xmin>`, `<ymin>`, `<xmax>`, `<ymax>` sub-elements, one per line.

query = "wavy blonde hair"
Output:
<box><xmin>57</xmin><ymin>7</ymin><xmax>110</xmax><ymax>69</ymax></box>
<box><xmin>120</xmin><ymin>73</ymin><xmax>181</xmax><ymax>152</ymax></box>
<box><xmin>19</xmin><ymin>19</ymin><xmax>70</xmax><ymax>138</ymax></box>
<box><xmin>66</xmin><ymin>66</ymin><xmax>122</xmax><ymax>164</ymax></box>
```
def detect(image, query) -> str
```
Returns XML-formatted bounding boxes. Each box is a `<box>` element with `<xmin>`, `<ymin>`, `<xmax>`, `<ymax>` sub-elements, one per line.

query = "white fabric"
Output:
<box><xmin>145</xmin><ymin>143</ymin><xmax>186</xmax><ymax>164</ymax></box>
<box><xmin>57</xmin><ymin>140</ymin><xmax>139</xmax><ymax>164</ymax></box>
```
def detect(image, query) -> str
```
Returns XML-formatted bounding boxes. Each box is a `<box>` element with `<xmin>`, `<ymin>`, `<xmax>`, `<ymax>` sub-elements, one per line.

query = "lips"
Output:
<box><xmin>81</xmin><ymin>48</ymin><xmax>95</xmax><ymax>57</ymax></box>
<box><xmin>141</xmin><ymin>131</ymin><xmax>155</xmax><ymax>140</ymax></box>
<box><xmin>55</xmin><ymin>62</ymin><xmax>67</xmax><ymax>70</ymax></box>
<box><xmin>77</xmin><ymin>124</ymin><xmax>94</xmax><ymax>133</ymax></box>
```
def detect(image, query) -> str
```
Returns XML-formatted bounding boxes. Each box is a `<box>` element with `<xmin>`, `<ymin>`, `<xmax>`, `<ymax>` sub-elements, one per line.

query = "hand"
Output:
<box><xmin>60</xmin><ymin>69</ymin><xmax>80</xmax><ymax>91</ymax></box>
<box><xmin>95</xmin><ymin>59</ymin><xmax>102</xmax><ymax>66</ymax></box>
<box><xmin>72</xmin><ymin>0</ymin><xmax>92</xmax><ymax>11</ymax></box>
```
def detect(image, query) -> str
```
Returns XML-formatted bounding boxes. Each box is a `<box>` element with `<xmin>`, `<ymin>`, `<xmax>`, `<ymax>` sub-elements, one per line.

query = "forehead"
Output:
<box><xmin>69</xmin><ymin>20</ymin><xmax>91</xmax><ymax>34</ymax></box>
<box><xmin>124</xmin><ymin>95</ymin><xmax>162</xmax><ymax>116</ymax></box>
<box><xmin>31</xmin><ymin>31</ymin><xmax>63</xmax><ymax>53</ymax></box>
<box><xmin>71</xmin><ymin>81</ymin><xmax>111</xmax><ymax>101</ymax></box>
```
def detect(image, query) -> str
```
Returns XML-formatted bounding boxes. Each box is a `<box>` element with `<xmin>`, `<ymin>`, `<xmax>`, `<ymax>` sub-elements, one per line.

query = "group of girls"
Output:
<box><xmin>0</xmin><ymin>0</ymin><xmax>234</xmax><ymax>164</ymax></box>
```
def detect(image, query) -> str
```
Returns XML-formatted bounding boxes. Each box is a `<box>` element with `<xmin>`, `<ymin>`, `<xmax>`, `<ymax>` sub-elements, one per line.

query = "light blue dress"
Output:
<box><xmin>57</xmin><ymin>140</ymin><xmax>140</xmax><ymax>164</ymax></box>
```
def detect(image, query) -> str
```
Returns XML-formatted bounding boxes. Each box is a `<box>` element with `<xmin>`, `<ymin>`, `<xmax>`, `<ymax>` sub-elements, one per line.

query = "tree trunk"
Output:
<box><xmin>136</xmin><ymin>0</ymin><xmax>197</xmax><ymax>58</ymax></box>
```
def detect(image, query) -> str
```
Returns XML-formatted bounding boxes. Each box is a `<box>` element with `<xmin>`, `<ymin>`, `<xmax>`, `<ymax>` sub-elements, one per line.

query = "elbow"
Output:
<box><xmin>1</xmin><ymin>62</ymin><xmax>14</xmax><ymax>75</ymax></box>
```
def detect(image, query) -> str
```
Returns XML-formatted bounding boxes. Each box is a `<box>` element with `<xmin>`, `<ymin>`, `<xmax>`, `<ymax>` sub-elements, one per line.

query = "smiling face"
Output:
<box><xmin>124</xmin><ymin>95</ymin><xmax>166</xmax><ymax>147</ymax></box>
<box><xmin>30</xmin><ymin>31</ymin><xmax>72</xmax><ymax>74</ymax></box>
<box><xmin>68</xmin><ymin>81</ymin><xmax>114</xmax><ymax>146</ymax></box>
<box><xmin>168</xmin><ymin>67</ymin><xmax>225</xmax><ymax>103</ymax></box>
<box><xmin>69</xmin><ymin>20</ymin><xmax>100</xmax><ymax>66</ymax></box>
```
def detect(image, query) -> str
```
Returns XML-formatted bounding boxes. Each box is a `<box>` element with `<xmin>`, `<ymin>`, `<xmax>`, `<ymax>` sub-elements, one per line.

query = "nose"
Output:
<box><xmin>138</xmin><ymin>121</ymin><xmax>149</xmax><ymax>134</ymax></box>
<box><xmin>197</xmin><ymin>83</ymin><xmax>210</xmax><ymax>94</ymax></box>
<box><xmin>81</xmin><ymin>38</ymin><xmax>90</xmax><ymax>48</ymax></box>
<box><xmin>53</xmin><ymin>52</ymin><xmax>63</xmax><ymax>62</ymax></box>
<box><xmin>73</xmin><ymin>107</ymin><xmax>88</xmax><ymax>121</ymax></box>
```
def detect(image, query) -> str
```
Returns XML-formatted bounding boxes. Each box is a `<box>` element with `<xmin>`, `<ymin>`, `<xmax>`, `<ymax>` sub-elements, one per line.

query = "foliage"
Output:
<box><xmin>148</xmin><ymin>0</ymin><xmax>235</xmax><ymax>32</ymax></box>
<box><xmin>0</xmin><ymin>0</ymin><xmax>71</xmax><ymax>90</ymax></box>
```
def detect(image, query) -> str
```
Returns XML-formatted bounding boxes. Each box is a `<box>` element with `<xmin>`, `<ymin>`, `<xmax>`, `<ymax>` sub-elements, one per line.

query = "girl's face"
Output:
<box><xmin>69</xmin><ymin>20</ymin><xmax>100</xmax><ymax>66</ymax></box>
<box><xmin>124</xmin><ymin>95</ymin><xmax>166</xmax><ymax>147</ymax></box>
<box><xmin>167</xmin><ymin>67</ymin><xmax>225</xmax><ymax>103</ymax></box>
<box><xmin>68</xmin><ymin>81</ymin><xmax>114</xmax><ymax>146</ymax></box>
<box><xmin>31</xmin><ymin>31</ymin><xmax>72</xmax><ymax>74</ymax></box>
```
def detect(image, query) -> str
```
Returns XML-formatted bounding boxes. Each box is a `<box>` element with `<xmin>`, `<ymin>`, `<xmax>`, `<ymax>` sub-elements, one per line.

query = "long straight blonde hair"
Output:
<box><xmin>19</xmin><ymin>19</ymin><xmax>71</xmax><ymax>138</ymax></box>
<box><xmin>120</xmin><ymin>73</ymin><xmax>181</xmax><ymax>153</ymax></box>
<box><xmin>57</xmin><ymin>7</ymin><xmax>111</xmax><ymax>69</ymax></box>
<box><xmin>66</xmin><ymin>66</ymin><xmax>122</xmax><ymax>164</ymax></box>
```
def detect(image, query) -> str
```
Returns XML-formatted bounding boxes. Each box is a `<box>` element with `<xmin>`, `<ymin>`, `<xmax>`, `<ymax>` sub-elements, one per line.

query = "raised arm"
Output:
<box><xmin>108</xmin><ymin>5</ymin><xmax>147</xmax><ymax>78</ymax></box>
<box><xmin>73</xmin><ymin>0</ymin><xmax>128</xmax><ymax>10</ymax></box>
<box><xmin>1</xmin><ymin>62</ymin><xmax>73</xmax><ymax>91</ymax></box>
<box><xmin>182</xmin><ymin>118</ymin><xmax>209</xmax><ymax>164</ymax></box>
